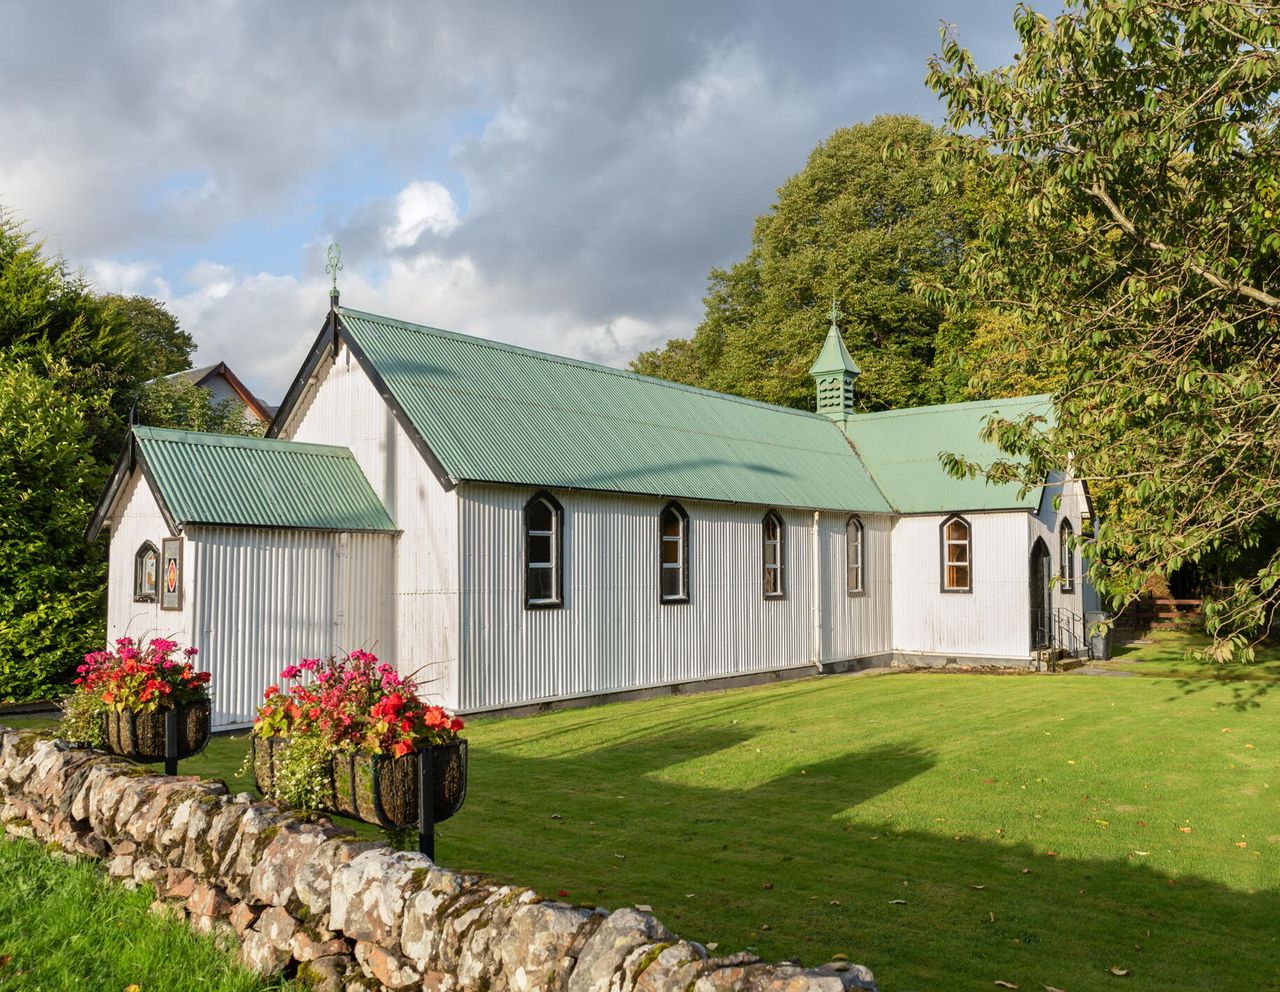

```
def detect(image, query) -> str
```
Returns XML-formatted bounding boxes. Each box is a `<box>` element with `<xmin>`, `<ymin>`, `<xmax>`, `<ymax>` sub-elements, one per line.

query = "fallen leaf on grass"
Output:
<box><xmin>972</xmin><ymin>884</ymin><xmax>987</xmax><ymax>890</ymax></box>
<box><xmin>125</xmin><ymin>986</ymin><xmax>141</xmax><ymax>992</ymax></box>
<box><xmin>550</xmin><ymin>813</ymin><xmax>562</xmax><ymax>820</ymax></box>
<box><xmin>1131</xmin><ymin>851</ymin><xmax>1150</xmax><ymax>857</ymax></box>
<box><xmin>557</xmin><ymin>889</ymin><xmax>570</xmax><ymax>897</ymax></box>
<box><xmin>832</xmin><ymin>953</ymin><xmax>848</xmax><ymax>960</ymax></box>
<box><xmin>706</xmin><ymin>942</ymin><xmax>719</xmax><ymax>951</ymax></box>
<box><xmin>889</xmin><ymin>899</ymin><xmax>907</xmax><ymax>905</ymax></box>
<box><xmin>762</xmin><ymin>882</ymin><xmax>774</xmax><ymax>890</ymax></box>
<box><xmin>635</xmin><ymin>904</ymin><xmax>652</xmax><ymax>912</ymax></box>
<box><xmin>1236</xmin><ymin>841</ymin><xmax>1249</xmax><ymax>848</ymax></box>
<box><xmin>1178</xmin><ymin>827</ymin><xmax>1192</xmax><ymax>834</ymax></box>
<box><xmin>994</xmin><ymin>981</ymin><xmax>1019</xmax><ymax>989</ymax></box>
<box><xmin>1109</xmin><ymin>966</ymin><xmax>1131</xmax><ymax>977</ymax></box>
<box><xmin>1021</xmin><ymin>868</ymin><xmax>1032</xmax><ymax>874</ymax></box>
<box><xmin>1041</xmin><ymin>986</ymin><xmax>1066</xmax><ymax>992</ymax></box>
<box><xmin>0</xmin><ymin>956</ymin><xmax>11</xmax><ymax>968</ymax></box>
<box><xmin>829</xmin><ymin>899</ymin><xmax>842</xmax><ymax>906</ymax></box>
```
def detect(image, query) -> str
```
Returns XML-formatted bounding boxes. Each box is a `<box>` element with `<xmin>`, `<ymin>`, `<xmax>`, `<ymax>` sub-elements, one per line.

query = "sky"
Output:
<box><xmin>0</xmin><ymin>1</ymin><xmax>1036</xmax><ymax>402</ymax></box>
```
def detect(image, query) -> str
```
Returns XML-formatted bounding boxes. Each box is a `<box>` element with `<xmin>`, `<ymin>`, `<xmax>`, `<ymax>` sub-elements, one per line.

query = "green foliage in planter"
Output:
<box><xmin>57</xmin><ymin>690</ymin><xmax>106</xmax><ymax>748</ymax></box>
<box><xmin>261</xmin><ymin>730</ymin><xmax>334</xmax><ymax>811</ymax></box>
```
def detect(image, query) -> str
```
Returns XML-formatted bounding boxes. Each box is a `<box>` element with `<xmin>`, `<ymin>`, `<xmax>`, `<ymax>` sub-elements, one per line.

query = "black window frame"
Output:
<box><xmin>523</xmin><ymin>491</ymin><xmax>565</xmax><ymax>610</ymax></box>
<box><xmin>846</xmin><ymin>515</ymin><xmax>865</xmax><ymax>596</ymax></box>
<box><xmin>658</xmin><ymin>501</ymin><xmax>690</xmax><ymax>604</ymax></box>
<box><xmin>762</xmin><ymin>510</ymin><xmax>786</xmax><ymax>600</ymax></box>
<box><xmin>1059</xmin><ymin>519</ymin><xmax>1075</xmax><ymax>593</ymax></box>
<box><xmin>134</xmin><ymin>541</ymin><xmax>159</xmax><ymax>603</ymax></box>
<box><xmin>940</xmin><ymin>514</ymin><xmax>972</xmax><ymax>594</ymax></box>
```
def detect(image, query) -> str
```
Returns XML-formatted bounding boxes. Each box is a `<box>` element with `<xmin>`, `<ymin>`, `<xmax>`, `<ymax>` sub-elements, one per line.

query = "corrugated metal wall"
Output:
<box><xmin>106</xmin><ymin>471</ymin><xmax>195</xmax><ymax>646</ymax></box>
<box><xmin>821</xmin><ymin>512</ymin><xmax>894</xmax><ymax>661</ymax></box>
<box><xmin>282</xmin><ymin>344</ymin><xmax>460</xmax><ymax>707</ymax></box>
<box><xmin>890</xmin><ymin>511</ymin><xmax>1031</xmax><ymax>659</ymax></box>
<box><xmin>190</xmin><ymin>527</ymin><xmax>393</xmax><ymax>729</ymax></box>
<box><xmin>457</xmin><ymin>486</ymin><xmax>892</xmax><ymax>712</ymax></box>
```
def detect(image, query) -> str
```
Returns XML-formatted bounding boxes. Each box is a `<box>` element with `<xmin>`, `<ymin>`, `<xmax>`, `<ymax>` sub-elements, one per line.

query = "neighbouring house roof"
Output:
<box><xmin>331</xmin><ymin>307</ymin><xmax>894</xmax><ymax>514</ymax></box>
<box><xmin>86</xmin><ymin>426</ymin><xmax>396</xmax><ymax>540</ymax></box>
<box><xmin>158</xmin><ymin>362</ymin><xmax>274</xmax><ymax>423</ymax></box>
<box><xmin>841</xmin><ymin>395</ymin><xmax>1053</xmax><ymax>513</ymax></box>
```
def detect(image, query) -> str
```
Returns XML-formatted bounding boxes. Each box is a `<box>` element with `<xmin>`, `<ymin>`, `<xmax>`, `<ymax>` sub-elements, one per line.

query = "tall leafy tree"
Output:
<box><xmin>927</xmin><ymin>0</ymin><xmax>1280</xmax><ymax>656</ymax></box>
<box><xmin>632</xmin><ymin>115</ymin><xmax>975</xmax><ymax>411</ymax></box>
<box><xmin>0</xmin><ymin>213</ymin><xmax>141</xmax><ymax>463</ymax></box>
<box><xmin>102</xmin><ymin>295</ymin><xmax>195</xmax><ymax>382</ymax></box>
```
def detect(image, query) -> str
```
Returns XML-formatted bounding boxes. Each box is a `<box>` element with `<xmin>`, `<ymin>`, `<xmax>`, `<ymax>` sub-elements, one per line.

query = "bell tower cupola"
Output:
<box><xmin>809</xmin><ymin>298</ymin><xmax>859</xmax><ymax>420</ymax></box>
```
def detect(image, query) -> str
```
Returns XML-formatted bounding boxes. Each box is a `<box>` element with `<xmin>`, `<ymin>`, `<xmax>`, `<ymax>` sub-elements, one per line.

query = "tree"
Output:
<box><xmin>927</xmin><ymin>0</ymin><xmax>1280</xmax><ymax>657</ymax></box>
<box><xmin>0</xmin><ymin>212</ymin><xmax>144</xmax><ymax>464</ymax></box>
<box><xmin>631</xmin><ymin>116</ymin><xmax>975</xmax><ymax>411</ymax></box>
<box><xmin>0</xmin><ymin>359</ymin><xmax>107</xmax><ymax>700</ymax></box>
<box><xmin>135</xmin><ymin>375</ymin><xmax>265</xmax><ymax>436</ymax></box>
<box><xmin>102</xmin><ymin>295</ymin><xmax>195</xmax><ymax>382</ymax></box>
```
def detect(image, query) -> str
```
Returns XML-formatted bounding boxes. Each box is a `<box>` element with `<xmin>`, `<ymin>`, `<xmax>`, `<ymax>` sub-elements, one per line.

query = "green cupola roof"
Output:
<box><xmin>809</xmin><ymin>300</ymin><xmax>859</xmax><ymax>419</ymax></box>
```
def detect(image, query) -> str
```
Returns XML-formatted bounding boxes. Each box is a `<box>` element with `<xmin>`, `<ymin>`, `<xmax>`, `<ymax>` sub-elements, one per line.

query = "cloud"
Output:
<box><xmin>383</xmin><ymin>181</ymin><xmax>461</xmax><ymax>249</ymax></box>
<box><xmin>2</xmin><ymin>0</ymin><xmax>1038</xmax><ymax>402</ymax></box>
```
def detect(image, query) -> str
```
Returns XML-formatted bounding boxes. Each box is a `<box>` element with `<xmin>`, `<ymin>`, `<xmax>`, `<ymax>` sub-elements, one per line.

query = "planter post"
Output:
<box><xmin>417</xmin><ymin>745</ymin><xmax>435</xmax><ymax>859</ymax></box>
<box><xmin>164</xmin><ymin>706</ymin><xmax>179</xmax><ymax>776</ymax></box>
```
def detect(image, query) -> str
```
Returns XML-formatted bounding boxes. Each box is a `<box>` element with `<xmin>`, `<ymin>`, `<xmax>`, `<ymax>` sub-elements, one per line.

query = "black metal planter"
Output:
<box><xmin>101</xmin><ymin>698</ymin><xmax>212</xmax><ymax>775</ymax></box>
<box><xmin>253</xmin><ymin>737</ymin><xmax>467</xmax><ymax>858</ymax></box>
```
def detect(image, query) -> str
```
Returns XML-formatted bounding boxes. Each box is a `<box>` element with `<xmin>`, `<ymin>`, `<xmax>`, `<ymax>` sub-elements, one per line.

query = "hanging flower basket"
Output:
<box><xmin>102</xmin><ymin>698</ymin><xmax>212</xmax><ymax>762</ymax></box>
<box><xmin>249</xmin><ymin>652</ymin><xmax>467</xmax><ymax>854</ymax></box>
<box><xmin>61</xmin><ymin>637</ymin><xmax>213</xmax><ymax>767</ymax></box>
<box><xmin>252</xmin><ymin>735</ymin><xmax>467</xmax><ymax>828</ymax></box>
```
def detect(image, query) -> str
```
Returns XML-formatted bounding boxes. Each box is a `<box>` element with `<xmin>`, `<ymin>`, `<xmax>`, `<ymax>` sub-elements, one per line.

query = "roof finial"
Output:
<box><xmin>828</xmin><ymin>294</ymin><xmax>842</xmax><ymax>330</ymax></box>
<box><xmin>326</xmin><ymin>242</ymin><xmax>343</xmax><ymax>307</ymax></box>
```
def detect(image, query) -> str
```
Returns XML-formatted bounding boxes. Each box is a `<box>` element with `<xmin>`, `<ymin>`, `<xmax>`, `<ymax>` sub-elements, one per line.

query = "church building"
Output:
<box><xmin>89</xmin><ymin>300</ymin><xmax>1095</xmax><ymax>730</ymax></box>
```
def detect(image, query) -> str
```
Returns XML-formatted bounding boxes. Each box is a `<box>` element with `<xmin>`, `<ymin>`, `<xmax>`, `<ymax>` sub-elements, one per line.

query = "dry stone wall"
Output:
<box><xmin>0</xmin><ymin>728</ymin><xmax>876</xmax><ymax>992</ymax></box>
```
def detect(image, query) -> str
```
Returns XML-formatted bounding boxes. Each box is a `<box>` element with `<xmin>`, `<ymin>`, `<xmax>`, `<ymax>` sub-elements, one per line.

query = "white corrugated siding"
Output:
<box><xmin>106</xmin><ymin>470</ymin><xmax>195</xmax><ymax>646</ymax></box>
<box><xmin>890</xmin><ymin>511</ymin><xmax>1031</xmax><ymax>659</ymax></box>
<box><xmin>822</xmin><ymin>512</ymin><xmax>894</xmax><ymax>661</ymax></box>
<box><xmin>457</xmin><ymin>486</ymin><xmax>890</xmax><ymax>712</ymax></box>
<box><xmin>1029</xmin><ymin>470</ymin><xmax>1099</xmax><ymax>628</ymax></box>
<box><xmin>190</xmin><ymin>526</ymin><xmax>393</xmax><ymax>729</ymax></box>
<box><xmin>281</xmin><ymin>343</ymin><xmax>460</xmax><ymax>707</ymax></box>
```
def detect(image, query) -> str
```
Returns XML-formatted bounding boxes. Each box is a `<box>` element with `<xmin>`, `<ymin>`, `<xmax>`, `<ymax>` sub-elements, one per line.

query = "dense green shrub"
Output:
<box><xmin>0</xmin><ymin>360</ymin><xmax>106</xmax><ymax>700</ymax></box>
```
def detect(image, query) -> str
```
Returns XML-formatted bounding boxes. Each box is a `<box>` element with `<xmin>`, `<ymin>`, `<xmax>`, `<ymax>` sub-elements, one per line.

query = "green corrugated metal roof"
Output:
<box><xmin>842</xmin><ymin>395</ymin><xmax>1052</xmax><ymax>513</ymax></box>
<box><xmin>337</xmin><ymin>308</ymin><xmax>892</xmax><ymax>513</ymax></box>
<box><xmin>133</xmin><ymin>426</ymin><xmax>395</xmax><ymax>532</ymax></box>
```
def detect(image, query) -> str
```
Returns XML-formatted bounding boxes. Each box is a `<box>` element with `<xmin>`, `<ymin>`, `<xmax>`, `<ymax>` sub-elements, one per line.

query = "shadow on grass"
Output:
<box><xmin>441</xmin><ymin>726</ymin><xmax>1280</xmax><ymax>992</ymax></box>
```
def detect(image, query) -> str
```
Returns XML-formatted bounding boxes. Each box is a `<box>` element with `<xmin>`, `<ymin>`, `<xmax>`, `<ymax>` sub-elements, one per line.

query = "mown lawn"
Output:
<box><xmin>1102</xmin><ymin>628</ymin><xmax>1280</xmax><ymax>681</ymax></box>
<box><xmin>0</xmin><ymin>837</ymin><xmax>296</xmax><ymax>992</ymax></box>
<box><xmin>5</xmin><ymin>642</ymin><xmax>1280</xmax><ymax>991</ymax></box>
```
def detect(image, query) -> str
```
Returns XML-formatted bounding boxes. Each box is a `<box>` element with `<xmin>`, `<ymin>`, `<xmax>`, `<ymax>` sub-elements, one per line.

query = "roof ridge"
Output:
<box><xmin>845</xmin><ymin>394</ymin><xmax>1051</xmax><ymax>423</ymax></box>
<box><xmin>337</xmin><ymin>306</ymin><xmax>830</xmax><ymax>422</ymax></box>
<box><xmin>133</xmin><ymin>425</ymin><xmax>354</xmax><ymax>456</ymax></box>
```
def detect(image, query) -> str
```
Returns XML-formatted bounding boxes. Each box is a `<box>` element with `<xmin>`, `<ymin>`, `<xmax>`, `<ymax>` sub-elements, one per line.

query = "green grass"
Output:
<box><xmin>5</xmin><ymin>650</ymin><xmax>1280</xmax><ymax>991</ymax></box>
<box><xmin>0</xmin><ymin>837</ymin><xmax>295</xmax><ymax>992</ymax></box>
<box><xmin>1102</xmin><ymin>628</ymin><xmax>1280</xmax><ymax>681</ymax></box>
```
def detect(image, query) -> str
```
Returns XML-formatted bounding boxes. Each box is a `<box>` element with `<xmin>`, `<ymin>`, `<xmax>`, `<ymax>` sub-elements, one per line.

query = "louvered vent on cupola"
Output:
<box><xmin>808</xmin><ymin>300</ymin><xmax>860</xmax><ymax>420</ymax></box>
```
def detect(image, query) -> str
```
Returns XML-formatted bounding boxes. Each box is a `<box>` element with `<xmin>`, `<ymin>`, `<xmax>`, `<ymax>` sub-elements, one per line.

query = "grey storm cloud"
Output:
<box><xmin>0</xmin><ymin>0</ymin><xmax>1040</xmax><ymax>395</ymax></box>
